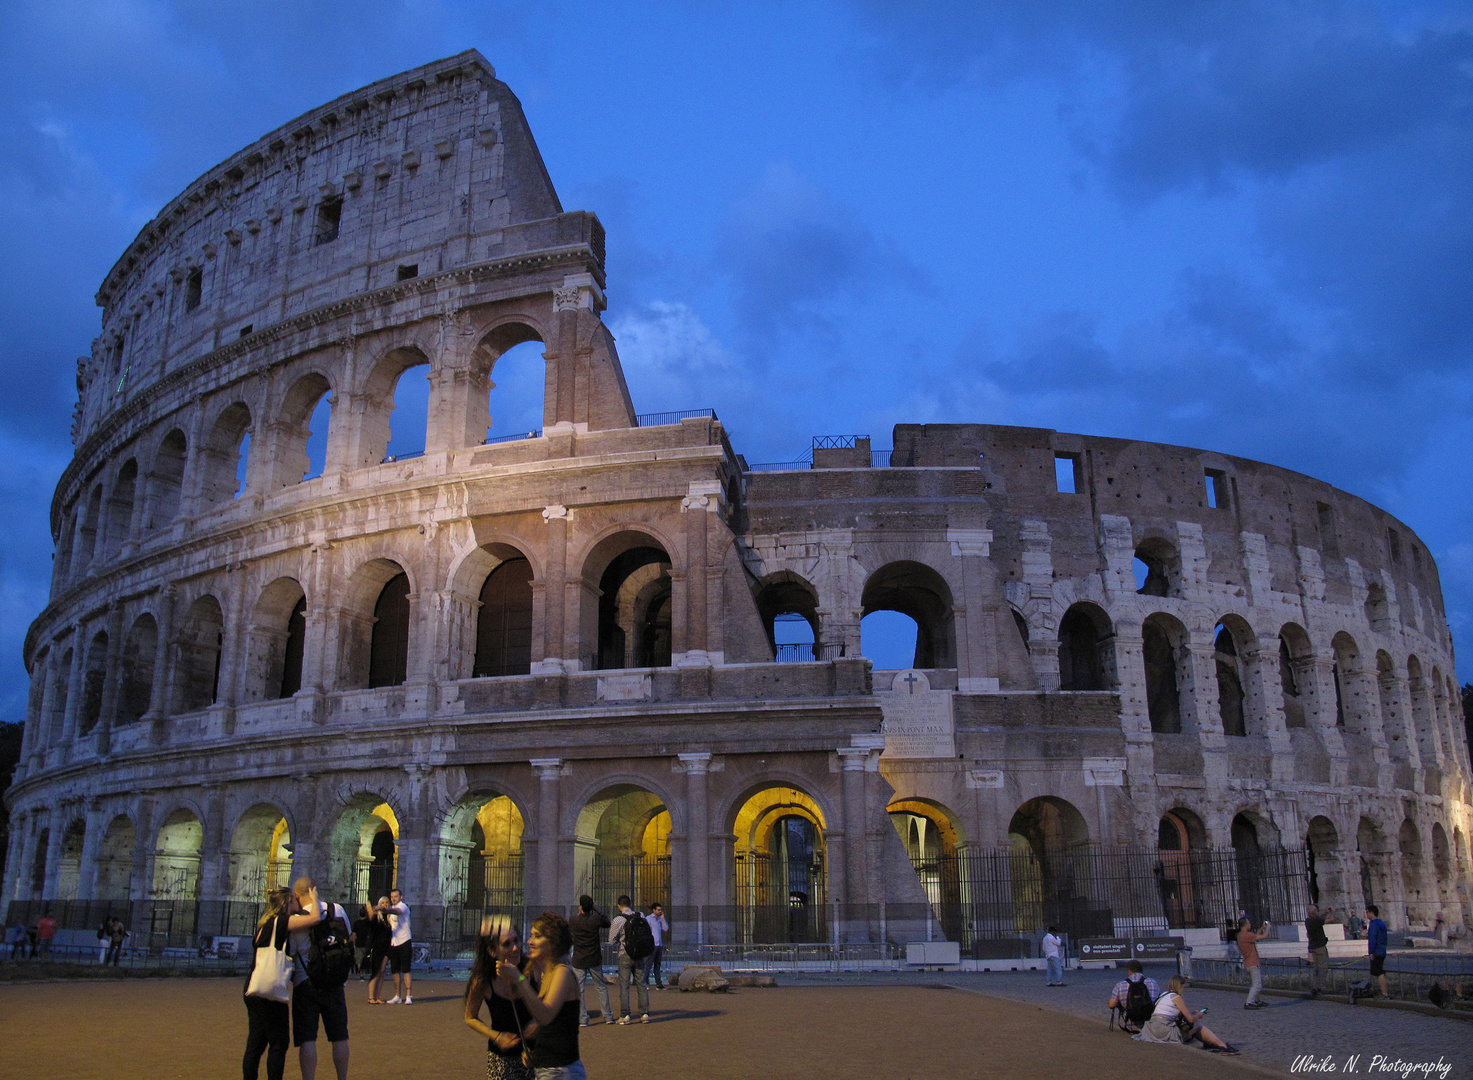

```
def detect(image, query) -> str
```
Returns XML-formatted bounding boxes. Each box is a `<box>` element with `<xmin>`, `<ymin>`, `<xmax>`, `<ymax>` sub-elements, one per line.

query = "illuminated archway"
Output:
<box><xmin>438</xmin><ymin>792</ymin><xmax>527</xmax><ymax>929</ymax></box>
<box><xmin>731</xmin><ymin>785</ymin><xmax>828</xmax><ymax>943</ymax></box>
<box><xmin>574</xmin><ymin>784</ymin><xmax>672</xmax><ymax>913</ymax></box>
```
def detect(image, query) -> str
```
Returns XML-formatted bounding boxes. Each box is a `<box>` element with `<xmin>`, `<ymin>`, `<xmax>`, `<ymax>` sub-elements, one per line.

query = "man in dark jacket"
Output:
<box><xmin>1365</xmin><ymin>905</ymin><xmax>1389</xmax><ymax>998</ymax></box>
<box><xmin>569</xmin><ymin>894</ymin><xmax>612</xmax><ymax>1026</ymax></box>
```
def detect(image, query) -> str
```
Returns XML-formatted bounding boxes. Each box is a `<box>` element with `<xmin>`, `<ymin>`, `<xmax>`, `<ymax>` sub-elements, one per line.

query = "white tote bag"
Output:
<box><xmin>245</xmin><ymin>917</ymin><xmax>292</xmax><ymax>1003</ymax></box>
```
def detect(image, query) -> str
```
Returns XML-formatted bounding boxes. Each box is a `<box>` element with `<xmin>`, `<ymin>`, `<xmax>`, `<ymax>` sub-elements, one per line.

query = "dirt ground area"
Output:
<box><xmin>0</xmin><ymin>976</ymin><xmax>1271</xmax><ymax>1080</ymax></box>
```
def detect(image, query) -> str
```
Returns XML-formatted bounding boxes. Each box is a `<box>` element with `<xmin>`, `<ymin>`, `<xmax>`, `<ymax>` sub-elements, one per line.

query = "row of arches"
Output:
<box><xmin>57</xmin><ymin>329</ymin><xmax>549</xmax><ymax>588</ymax></box>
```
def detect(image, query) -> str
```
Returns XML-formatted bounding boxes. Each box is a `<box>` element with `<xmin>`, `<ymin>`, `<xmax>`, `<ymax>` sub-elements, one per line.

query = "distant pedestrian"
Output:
<box><xmin>104</xmin><ymin>916</ymin><xmax>129</xmax><ymax>966</ymax></box>
<box><xmin>1237</xmin><ymin>916</ymin><xmax>1272</xmax><ymax>1008</ymax></box>
<box><xmin>97</xmin><ymin>918</ymin><xmax>111</xmax><ymax>964</ymax></box>
<box><xmin>366</xmin><ymin>899</ymin><xmax>391</xmax><ymax>1005</ymax></box>
<box><xmin>8</xmin><ymin>923</ymin><xmax>26</xmax><ymax>959</ymax></box>
<box><xmin>36</xmin><ymin>910</ymin><xmax>57</xmax><ymax>959</ymax></box>
<box><xmin>384</xmin><ymin>888</ymin><xmax>413</xmax><ymax>1005</ymax></box>
<box><xmin>569</xmin><ymin>894</ymin><xmax>613</xmax><ymax>1027</ymax></box>
<box><xmin>610</xmin><ymin>894</ymin><xmax>651</xmax><ymax>1023</ymax></box>
<box><xmin>1042</xmin><ymin>926</ymin><xmax>1065</xmax><ymax>986</ymax></box>
<box><xmin>644</xmin><ymin>902</ymin><xmax>669</xmax><ymax>989</ymax></box>
<box><xmin>351</xmin><ymin>905</ymin><xmax>373</xmax><ymax>981</ymax></box>
<box><xmin>1365</xmin><ymin>905</ymin><xmax>1389</xmax><ymax>998</ymax></box>
<box><xmin>1346</xmin><ymin>912</ymin><xmax>1364</xmax><ymax>940</ymax></box>
<box><xmin>1305</xmin><ymin>905</ymin><xmax>1333</xmax><ymax>997</ymax></box>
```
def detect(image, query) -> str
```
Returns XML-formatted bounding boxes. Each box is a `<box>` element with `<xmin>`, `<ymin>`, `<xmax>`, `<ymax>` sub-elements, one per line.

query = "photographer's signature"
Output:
<box><xmin>1292</xmin><ymin>1055</ymin><xmax>1452</xmax><ymax>1079</ymax></box>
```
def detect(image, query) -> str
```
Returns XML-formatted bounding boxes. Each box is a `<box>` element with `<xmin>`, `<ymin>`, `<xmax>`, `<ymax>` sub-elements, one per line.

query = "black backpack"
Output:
<box><xmin>622</xmin><ymin>911</ymin><xmax>654</xmax><ymax>962</ymax></box>
<box><xmin>1124</xmin><ymin>978</ymin><xmax>1155</xmax><ymax>1026</ymax></box>
<box><xmin>306</xmin><ymin>905</ymin><xmax>355</xmax><ymax>990</ymax></box>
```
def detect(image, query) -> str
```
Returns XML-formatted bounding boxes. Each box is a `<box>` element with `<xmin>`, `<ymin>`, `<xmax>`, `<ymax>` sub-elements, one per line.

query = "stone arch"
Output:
<box><xmin>1399</xmin><ymin>818</ymin><xmax>1425</xmax><ymax>913</ymax></box>
<box><xmin>1142</xmin><ymin>612</ymin><xmax>1186</xmax><ymax>734</ymax></box>
<box><xmin>336</xmin><ymin>558</ymin><xmax>413</xmax><ymax>690</ymax></box>
<box><xmin>1278</xmin><ymin>623</ymin><xmax>1312</xmax><ymax>729</ymax></box>
<box><xmin>95</xmin><ymin>814</ymin><xmax>135</xmax><ymax>900</ymax></box>
<box><xmin>445</xmin><ymin>538</ymin><xmax>540</xmax><ymax>680</ymax></box>
<box><xmin>243</xmin><ymin>577</ymin><xmax>307</xmax><ymax>702</ymax></box>
<box><xmin>173</xmin><ymin>595</ymin><xmax>224</xmax><ymax>713</ymax></box>
<box><xmin>1231</xmin><ymin>809</ymin><xmax>1280</xmax><ymax>920</ymax></box>
<box><xmin>152</xmin><ymin>807</ymin><xmax>203</xmax><ymax>898</ymax></box>
<box><xmin>572</xmin><ymin>782</ymin><xmax>676</xmax><ymax>913</ymax></box>
<box><xmin>438</xmin><ymin>790</ymin><xmax>528</xmax><ymax>914</ymax></box>
<box><xmin>1407</xmin><ymin>656</ymin><xmax>1438</xmax><ymax>767</ymax></box>
<box><xmin>472</xmin><ymin>320</ymin><xmax>548</xmax><ymax>442</ymax></box>
<box><xmin>228</xmin><ymin>801</ymin><xmax>293</xmax><ymax>899</ymax></box>
<box><xmin>1133</xmin><ymin>534</ymin><xmax>1178</xmax><ymax>597</ymax></box>
<box><xmin>76</xmin><ymin>482</ymin><xmax>104</xmax><ymax>572</ymax></box>
<box><xmin>358</xmin><ymin>344</ymin><xmax>432</xmax><ymax>466</ymax></box>
<box><xmin>29</xmin><ymin>827</ymin><xmax>48</xmax><ymax>898</ymax></box>
<box><xmin>198</xmin><ymin>400</ymin><xmax>253</xmax><ymax>507</ymax></box>
<box><xmin>888</xmin><ymin>797</ymin><xmax>968</xmax><ymax>942</ymax></box>
<box><xmin>145</xmin><ymin>428</ymin><xmax>187</xmax><ymax>530</ymax></box>
<box><xmin>1006</xmin><ymin>797</ymin><xmax>1091</xmax><ymax>936</ymax></box>
<box><xmin>473</xmin><ymin>551</ymin><xmax>535</xmax><ymax>678</ymax></box>
<box><xmin>1331</xmin><ymin>631</ymin><xmax>1365</xmax><ymax>732</ymax></box>
<box><xmin>1057</xmin><ymin>601</ymin><xmax>1114</xmax><ymax>691</ymax></box>
<box><xmin>1431</xmin><ymin>822</ymin><xmax>1451</xmax><ymax>896</ymax></box>
<box><xmin>117</xmin><ymin>613</ymin><xmax>158</xmax><ymax>724</ymax></box>
<box><xmin>1306</xmin><ymin>815</ymin><xmax>1345</xmax><ymax>912</ymax></box>
<box><xmin>48</xmin><ymin>647</ymin><xmax>73</xmax><ymax>747</ymax></box>
<box><xmin>270</xmin><ymin>371</ymin><xmax>334</xmax><ymax>488</ymax></box>
<box><xmin>1356</xmin><ymin>816</ymin><xmax>1391</xmax><ymax>913</ymax></box>
<box><xmin>1214</xmin><ymin>616</ymin><xmax>1252</xmax><ymax>737</ymax></box>
<box><xmin>1157</xmin><ymin>807</ymin><xmax>1208</xmax><ymax>927</ymax></box>
<box><xmin>756</xmin><ymin>572</ymin><xmax>824</xmax><ymax>662</ymax></box>
<box><xmin>326</xmin><ymin>792</ymin><xmax>401</xmax><ymax>907</ymax></box>
<box><xmin>860</xmin><ymin>561</ymin><xmax>956</xmax><ymax>669</ymax></box>
<box><xmin>77</xmin><ymin>628</ymin><xmax>108</xmax><ymax>735</ymax></box>
<box><xmin>579</xmin><ymin>529</ymin><xmax>675</xmax><ymax>671</ymax></box>
<box><xmin>104</xmin><ymin>458</ymin><xmax>138</xmax><ymax>558</ymax></box>
<box><xmin>56</xmin><ymin>816</ymin><xmax>87</xmax><ymax>900</ymax></box>
<box><xmin>729</xmin><ymin>781</ymin><xmax>830</xmax><ymax>943</ymax></box>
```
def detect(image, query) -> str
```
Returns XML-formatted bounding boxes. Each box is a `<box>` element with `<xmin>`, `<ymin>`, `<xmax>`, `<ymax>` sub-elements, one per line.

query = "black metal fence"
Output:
<box><xmin>1189</xmin><ymin>954</ymin><xmax>1473</xmax><ymax>1006</ymax></box>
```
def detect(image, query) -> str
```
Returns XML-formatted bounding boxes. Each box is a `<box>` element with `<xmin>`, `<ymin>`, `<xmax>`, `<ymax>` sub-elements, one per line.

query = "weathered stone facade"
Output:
<box><xmin>7</xmin><ymin>51</ymin><xmax>1470</xmax><ymax>942</ymax></box>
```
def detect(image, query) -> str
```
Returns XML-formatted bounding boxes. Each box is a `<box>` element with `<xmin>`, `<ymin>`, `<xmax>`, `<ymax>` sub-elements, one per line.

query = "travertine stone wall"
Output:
<box><xmin>7</xmin><ymin>52</ymin><xmax>1469</xmax><ymax>940</ymax></box>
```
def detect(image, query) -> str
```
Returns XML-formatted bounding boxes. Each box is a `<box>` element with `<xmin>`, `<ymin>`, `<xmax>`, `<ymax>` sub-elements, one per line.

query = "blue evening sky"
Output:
<box><xmin>2</xmin><ymin>0</ymin><xmax>1471</xmax><ymax>718</ymax></box>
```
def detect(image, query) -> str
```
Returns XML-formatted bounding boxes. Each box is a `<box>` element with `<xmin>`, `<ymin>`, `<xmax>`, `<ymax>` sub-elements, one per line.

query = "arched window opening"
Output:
<box><xmin>860</xmin><ymin>610</ymin><xmax>919</xmax><ymax>669</ymax></box>
<box><xmin>199</xmin><ymin>403</ymin><xmax>253</xmax><ymax>508</ymax></box>
<box><xmin>30</xmin><ymin>829</ymin><xmax>48</xmax><ymax>897</ymax></box>
<box><xmin>174</xmin><ymin>596</ymin><xmax>224</xmax><ymax>712</ymax></box>
<box><xmin>731</xmin><ymin>785</ymin><xmax>828</xmax><ymax>944</ymax></box>
<box><xmin>473</xmin><ymin>558</ymin><xmax>533</xmax><ymax>677</ymax></box>
<box><xmin>228</xmin><ymin>805</ymin><xmax>292</xmax><ymax>899</ymax></box>
<box><xmin>106</xmin><ymin>460</ymin><xmax>138</xmax><ymax>557</ymax></box>
<box><xmin>1231</xmin><ymin>813</ymin><xmax>1269</xmax><ymax>919</ymax></box>
<box><xmin>385</xmin><ymin>364</ymin><xmax>430</xmax><ymax>461</ymax></box>
<box><xmin>77</xmin><ymin>485</ymin><xmax>103</xmax><ymax>571</ymax></box>
<box><xmin>368</xmin><ymin>825</ymin><xmax>397</xmax><ymax>900</ymax></box>
<box><xmin>303</xmin><ymin>392</ymin><xmax>332</xmax><ymax>480</ymax></box>
<box><xmin>1058</xmin><ymin>604</ymin><xmax>1112</xmax><ymax>690</ymax></box>
<box><xmin>1365</xmin><ymin>584</ymin><xmax>1390</xmax><ymax>632</ymax></box>
<box><xmin>49</xmin><ymin>649</ymin><xmax>73</xmax><ymax>746</ymax></box>
<box><xmin>1007</xmin><ymin>797</ymin><xmax>1091</xmax><ymax>937</ymax></box>
<box><xmin>888</xmin><ymin>800</ymin><xmax>966</xmax><ymax>943</ymax></box>
<box><xmin>146</xmin><ymin>430</ymin><xmax>187</xmax><ymax>530</ymax></box>
<box><xmin>95</xmin><ymin>816</ymin><xmax>135</xmax><ymax>900</ymax></box>
<box><xmin>78</xmin><ymin>630</ymin><xmax>108</xmax><ymax>735</ymax></box>
<box><xmin>1331</xmin><ymin>633</ymin><xmax>1361</xmax><ymax>731</ymax></box>
<box><xmin>484</xmin><ymin>338</ymin><xmax>547</xmax><ymax>442</ymax></box>
<box><xmin>861</xmin><ymin>562</ymin><xmax>955</xmax><ymax>669</ymax></box>
<box><xmin>1280</xmin><ymin>631</ymin><xmax>1306</xmax><ymax>729</ymax></box>
<box><xmin>118</xmin><ymin>615</ymin><xmax>157</xmax><ymax>724</ymax></box>
<box><xmin>1143</xmin><ymin>616</ymin><xmax>1181</xmax><ymax>734</ymax></box>
<box><xmin>1011</xmin><ymin>609</ymin><xmax>1031</xmax><ymax>654</ymax></box>
<box><xmin>153</xmin><ymin>809</ymin><xmax>203</xmax><ymax>899</ymax></box>
<box><xmin>436</xmin><ymin>794</ymin><xmax>526</xmax><ymax>915</ymax></box>
<box><xmin>280</xmin><ymin>597</ymin><xmax>306</xmax><ymax>698</ymax></box>
<box><xmin>757</xmin><ymin>576</ymin><xmax>824</xmax><ymax>662</ymax></box>
<box><xmin>574</xmin><ymin>785</ymin><xmax>672</xmax><ymax>916</ymax></box>
<box><xmin>1399</xmin><ymin>819</ymin><xmax>1424</xmax><ymax>909</ymax></box>
<box><xmin>1306</xmin><ymin>816</ymin><xmax>1342</xmax><ymax>911</ymax></box>
<box><xmin>597</xmin><ymin>547</ymin><xmax>672</xmax><ymax>670</ymax></box>
<box><xmin>1133</xmin><ymin>538</ymin><xmax>1177</xmax><ymax>597</ymax></box>
<box><xmin>1431</xmin><ymin>823</ymin><xmax>1451</xmax><ymax>890</ymax></box>
<box><xmin>1215</xmin><ymin>623</ymin><xmax>1246</xmax><ymax>736</ymax></box>
<box><xmin>234</xmin><ymin>431</ymin><xmax>251</xmax><ymax>498</ymax></box>
<box><xmin>369</xmin><ymin>573</ymin><xmax>411</xmax><ymax>688</ymax></box>
<box><xmin>57</xmin><ymin>818</ymin><xmax>86</xmax><ymax>900</ymax></box>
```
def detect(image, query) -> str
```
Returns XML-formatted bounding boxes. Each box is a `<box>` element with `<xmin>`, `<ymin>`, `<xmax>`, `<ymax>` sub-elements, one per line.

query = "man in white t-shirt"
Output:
<box><xmin>1042</xmin><ymin>926</ymin><xmax>1065</xmax><ymax>986</ymax></box>
<box><xmin>289</xmin><ymin>878</ymin><xmax>351</xmax><ymax>1080</ymax></box>
<box><xmin>384</xmin><ymin>888</ymin><xmax>413</xmax><ymax>1004</ymax></box>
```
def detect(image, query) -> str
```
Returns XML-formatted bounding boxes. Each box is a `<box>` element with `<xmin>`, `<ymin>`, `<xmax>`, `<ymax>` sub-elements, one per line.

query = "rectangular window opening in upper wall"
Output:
<box><xmin>397</xmin><ymin>264</ymin><xmax>419</xmax><ymax>280</ymax></box>
<box><xmin>1204</xmin><ymin>469</ymin><xmax>1228</xmax><ymax>509</ymax></box>
<box><xmin>184</xmin><ymin>268</ymin><xmax>202</xmax><ymax>312</ymax></box>
<box><xmin>1055</xmin><ymin>453</ymin><xmax>1081</xmax><ymax>494</ymax></box>
<box><xmin>315</xmin><ymin>199</ymin><xmax>342</xmax><ymax>245</ymax></box>
<box><xmin>1387</xmin><ymin>527</ymin><xmax>1401</xmax><ymax>564</ymax></box>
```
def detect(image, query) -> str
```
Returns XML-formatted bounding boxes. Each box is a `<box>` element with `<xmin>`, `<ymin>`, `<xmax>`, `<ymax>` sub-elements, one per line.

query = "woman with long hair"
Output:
<box><xmin>465</xmin><ymin>916</ymin><xmax>537</xmax><ymax>1080</ymax></box>
<box><xmin>244</xmin><ymin>887</ymin><xmax>318</xmax><ymax>1080</ymax></box>
<box><xmin>1134</xmin><ymin>976</ymin><xmax>1239</xmax><ymax>1054</ymax></box>
<box><xmin>497</xmin><ymin>911</ymin><xmax>584</xmax><ymax>1079</ymax></box>
<box><xmin>366</xmin><ymin>898</ymin><xmax>392</xmax><ymax>1004</ymax></box>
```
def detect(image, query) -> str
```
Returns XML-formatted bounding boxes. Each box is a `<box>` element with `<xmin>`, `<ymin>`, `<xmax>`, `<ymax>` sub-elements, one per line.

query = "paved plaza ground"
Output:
<box><xmin>0</xmin><ymin>967</ymin><xmax>1466</xmax><ymax>1079</ymax></box>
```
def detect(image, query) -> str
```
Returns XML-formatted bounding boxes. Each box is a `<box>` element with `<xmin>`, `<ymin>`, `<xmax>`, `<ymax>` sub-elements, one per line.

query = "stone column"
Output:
<box><xmin>197</xmin><ymin>785</ymin><xmax>229</xmax><ymax>901</ymax></box>
<box><xmin>144</xmin><ymin>590</ymin><xmax>176</xmax><ymax>724</ymax></box>
<box><xmin>78</xmin><ymin>800</ymin><xmax>108</xmax><ymax>900</ymax></box>
<box><xmin>949</xmin><ymin>529</ymin><xmax>999</xmax><ymax>693</ymax></box>
<box><xmin>534</xmin><ymin>506</ymin><xmax>569</xmax><ymax>673</ymax></box>
<box><xmin>95</xmin><ymin>604</ymin><xmax>127</xmax><ymax>755</ymax></box>
<box><xmin>1</xmin><ymin>812</ymin><xmax>29</xmax><ymax>903</ymax></box>
<box><xmin>396</xmin><ymin>764</ymin><xmax>433</xmax><ymax>911</ymax></box>
<box><xmin>679</xmin><ymin>753</ymin><xmax>712</xmax><ymax>922</ymax></box>
<box><xmin>678</xmin><ymin>483</ymin><xmax>723</xmax><ymax>665</ymax></box>
<box><xmin>1246</xmin><ymin>633</ymin><xmax>1294</xmax><ymax>783</ymax></box>
<box><xmin>59</xmin><ymin>625</ymin><xmax>88</xmax><ymax>748</ymax></box>
<box><xmin>40</xmin><ymin>816</ymin><xmax>65</xmax><ymax>900</ymax></box>
<box><xmin>531</xmin><ymin>759</ymin><xmax>563</xmax><ymax>909</ymax></box>
<box><xmin>837</xmin><ymin>748</ymin><xmax>869</xmax><ymax>909</ymax></box>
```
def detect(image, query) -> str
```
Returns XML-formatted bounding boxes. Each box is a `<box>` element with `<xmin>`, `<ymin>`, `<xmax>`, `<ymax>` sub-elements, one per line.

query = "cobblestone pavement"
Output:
<box><xmin>784</xmin><ymin>967</ymin><xmax>1472</xmax><ymax>1077</ymax></box>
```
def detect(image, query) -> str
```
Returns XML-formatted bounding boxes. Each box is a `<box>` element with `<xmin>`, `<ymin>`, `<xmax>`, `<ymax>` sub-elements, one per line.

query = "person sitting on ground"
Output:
<box><xmin>1134</xmin><ymin>976</ymin><xmax>1239</xmax><ymax>1054</ymax></box>
<box><xmin>1108</xmin><ymin>959</ymin><xmax>1162</xmax><ymax>1032</ymax></box>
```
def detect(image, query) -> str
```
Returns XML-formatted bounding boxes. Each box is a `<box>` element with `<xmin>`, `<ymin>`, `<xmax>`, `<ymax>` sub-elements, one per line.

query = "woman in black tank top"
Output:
<box><xmin>464</xmin><ymin>916</ymin><xmax>535</xmax><ymax>1080</ymax></box>
<box><xmin>498</xmin><ymin>911</ymin><xmax>584</xmax><ymax>1079</ymax></box>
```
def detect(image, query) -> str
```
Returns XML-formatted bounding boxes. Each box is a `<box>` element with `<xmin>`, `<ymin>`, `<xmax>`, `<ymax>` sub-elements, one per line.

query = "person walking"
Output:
<box><xmin>499</xmin><ymin>911</ymin><xmax>585</xmax><ymax>1079</ymax></box>
<box><xmin>568</xmin><ymin>895</ymin><xmax>612</xmax><ymax>1026</ymax></box>
<box><xmin>384</xmin><ymin>888</ymin><xmax>413</xmax><ymax>1005</ymax></box>
<box><xmin>1305</xmin><ymin>904</ymin><xmax>1334</xmax><ymax>998</ymax></box>
<box><xmin>464</xmin><ymin>916</ymin><xmax>534</xmax><ymax>1080</ymax></box>
<box><xmin>1365</xmin><ymin>905</ymin><xmax>1389</xmax><ymax>998</ymax></box>
<box><xmin>289</xmin><ymin>878</ymin><xmax>351</xmax><ymax>1080</ymax></box>
<box><xmin>35</xmin><ymin>910</ymin><xmax>57</xmax><ymax>959</ymax></box>
<box><xmin>610</xmin><ymin>894</ymin><xmax>650</xmax><ymax>1024</ymax></box>
<box><xmin>1237</xmin><ymin>916</ymin><xmax>1272</xmax><ymax>1008</ymax></box>
<box><xmin>644</xmin><ymin>902</ymin><xmax>669</xmax><ymax>989</ymax></box>
<box><xmin>1042</xmin><ymin>926</ymin><xmax>1065</xmax><ymax>986</ymax></box>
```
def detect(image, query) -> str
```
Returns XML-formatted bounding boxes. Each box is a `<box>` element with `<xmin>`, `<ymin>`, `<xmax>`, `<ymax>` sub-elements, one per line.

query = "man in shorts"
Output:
<box><xmin>384</xmin><ymin>888</ymin><xmax>413</xmax><ymax>1004</ymax></box>
<box><xmin>1365</xmin><ymin>905</ymin><xmax>1388</xmax><ymax>997</ymax></box>
<box><xmin>290</xmin><ymin>877</ymin><xmax>350</xmax><ymax>1080</ymax></box>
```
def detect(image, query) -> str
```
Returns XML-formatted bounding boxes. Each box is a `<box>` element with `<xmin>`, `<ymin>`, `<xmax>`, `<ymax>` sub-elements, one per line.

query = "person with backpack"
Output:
<box><xmin>1107</xmin><ymin>959</ymin><xmax>1161</xmax><ymax>1033</ymax></box>
<box><xmin>289</xmin><ymin>877</ymin><xmax>353</xmax><ymax>1080</ymax></box>
<box><xmin>1134</xmin><ymin>976</ymin><xmax>1239</xmax><ymax>1054</ymax></box>
<box><xmin>609</xmin><ymin>894</ymin><xmax>652</xmax><ymax>1024</ymax></box>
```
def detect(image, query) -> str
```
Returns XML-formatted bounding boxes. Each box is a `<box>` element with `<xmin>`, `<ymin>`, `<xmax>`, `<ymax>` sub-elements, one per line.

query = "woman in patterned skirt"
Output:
<box><xmin>465</xmin><ymin>916</ymin><xmax>536</xmax><ymax>1080</ymax></box>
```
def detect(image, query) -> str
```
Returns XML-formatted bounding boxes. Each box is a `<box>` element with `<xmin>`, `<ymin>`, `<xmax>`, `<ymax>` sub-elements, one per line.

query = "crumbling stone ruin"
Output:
<box><xmin>6</xmin><ymin>52</ymin><xmax>1468</xmax><ymax>950</ymax></box>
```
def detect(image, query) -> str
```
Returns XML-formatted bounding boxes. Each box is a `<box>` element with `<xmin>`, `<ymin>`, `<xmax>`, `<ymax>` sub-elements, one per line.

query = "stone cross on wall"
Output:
<box><xmin>879</xmin><ymin>669</ymin><xmax>955</xmax><ymax>759</ymax></box>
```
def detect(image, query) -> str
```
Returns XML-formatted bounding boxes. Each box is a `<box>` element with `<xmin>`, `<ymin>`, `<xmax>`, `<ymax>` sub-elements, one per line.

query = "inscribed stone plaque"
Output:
<box><xmin>879</xmin><ymin>669</ymin><xmax>955</xmax><ymax>759</ymax></box>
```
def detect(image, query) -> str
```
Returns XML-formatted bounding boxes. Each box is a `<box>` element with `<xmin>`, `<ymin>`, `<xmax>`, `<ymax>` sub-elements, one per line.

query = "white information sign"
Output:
<box><xmin>879</xmin><ymin>669</ymin><xmax>955</xmax><ymax>759</ymax></box>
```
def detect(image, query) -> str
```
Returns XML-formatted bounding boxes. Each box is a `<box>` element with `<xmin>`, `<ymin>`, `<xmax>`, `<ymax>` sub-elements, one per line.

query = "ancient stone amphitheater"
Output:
<box><xmin>6</xmin><ymin>51</ymin><xmax>1469</xmax><ymax>954</ymax></box>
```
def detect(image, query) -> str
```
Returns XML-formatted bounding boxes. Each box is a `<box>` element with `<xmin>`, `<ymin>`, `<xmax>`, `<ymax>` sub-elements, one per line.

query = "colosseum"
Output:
<box><xmin>6</xmin><ymin>50</ymin><xmax>1470</xmax><ymax>958</ymax></box>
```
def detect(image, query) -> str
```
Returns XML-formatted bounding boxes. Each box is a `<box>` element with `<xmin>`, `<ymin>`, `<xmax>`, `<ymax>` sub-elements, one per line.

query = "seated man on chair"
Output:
<box><xmin>1108</xmin><ymin>959</ymin><xmax>1162</xmax><ymax>1032</ymax></box>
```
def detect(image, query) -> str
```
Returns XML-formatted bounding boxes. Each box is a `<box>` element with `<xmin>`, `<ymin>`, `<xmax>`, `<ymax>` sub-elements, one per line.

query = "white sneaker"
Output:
<box><xmin>640</xmin><ymin>1013</ymin><xmax>650</xmax><ymax>1023</ymax></box>
<box><xmin>403</xmin><ymin>996</ymin><xmax>412</xmax><ymax>1005</ymax></box>
<box><xmin>616</xmin><ymin>1015</ymin><xmax>632</xmax><ymax>1025</ymax></box>
<box><xmin>386</xmin><ymin>996</ymin><xmax>401</xmax><ymax>1005</ymax></box>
